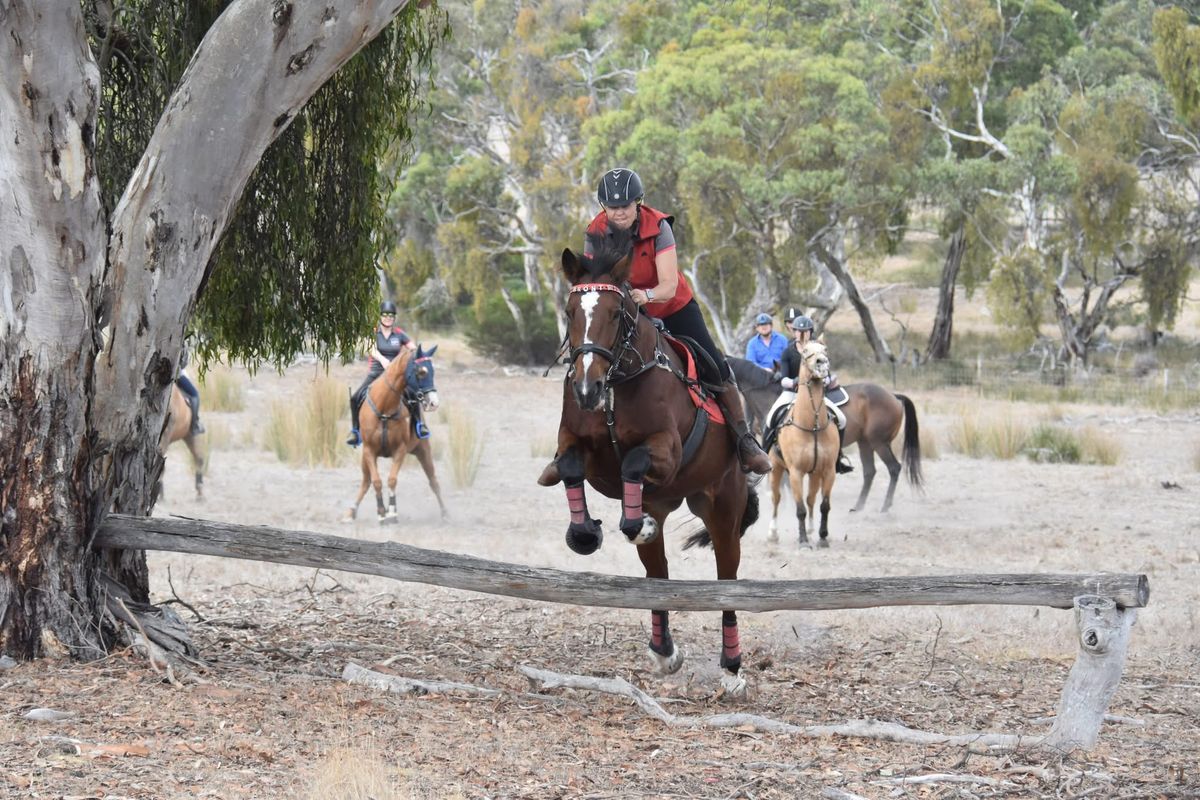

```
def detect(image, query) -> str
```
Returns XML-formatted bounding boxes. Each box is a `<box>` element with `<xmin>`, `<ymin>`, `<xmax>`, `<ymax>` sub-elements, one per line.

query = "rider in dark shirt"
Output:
<box><xmin>345</xmin><ymin>300</ymin><xmax>415</xmax><ymax>446</ymax></box>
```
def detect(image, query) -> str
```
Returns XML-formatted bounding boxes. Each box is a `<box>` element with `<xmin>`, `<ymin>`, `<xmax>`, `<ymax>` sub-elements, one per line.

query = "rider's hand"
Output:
<box><xmin>771</xmin><ymin>370</ymin><xmax>782</xmax><ymax>382</ymax></box>
<box><xmin>630</xmin><ymin>289</ymin><xmax>649</xmax><ymax>306</ymax></box>
<box><xmin>781</xmin><ymin>377</ymin><xmax>795</xmax><ymax>390</ymax></box>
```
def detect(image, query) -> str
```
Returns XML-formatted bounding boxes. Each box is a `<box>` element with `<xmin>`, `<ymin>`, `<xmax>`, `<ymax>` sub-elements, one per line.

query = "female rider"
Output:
<box><xmin>345</xmin><ymin>300</ymin><xmax>417</xmax><ymax>446</ymax></box>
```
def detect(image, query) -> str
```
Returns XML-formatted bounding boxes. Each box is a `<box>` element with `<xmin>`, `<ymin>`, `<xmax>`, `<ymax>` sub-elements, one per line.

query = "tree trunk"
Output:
<box><xmin>0</xmin><ymin>1</ymin><xmax>113</xmax><ymax>658</ymax></box>
<box><xmin>811</xmin><ymin>241</ymin><xmax>894</xmax><ymax>363</ymax></box>
<box><xmin>925</xmin><ymin>224</ymin><xmax>966</xmax><ymax>361</ymax></box>
<box><xmin>2</xmin><ymin>0</ymin><xmax>422</xmax><ymax>660</ymax></box>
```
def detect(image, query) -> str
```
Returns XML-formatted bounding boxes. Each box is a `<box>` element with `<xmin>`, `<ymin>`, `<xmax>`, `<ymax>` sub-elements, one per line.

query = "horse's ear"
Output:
<box><xmin>415</xmin><ymin>344</ymin><xmax>424</xmax><ymax>358</ymax></box>
<box><xmin>611</xmin><ymin>249</ymin><xmax>632</xmax><ymax>283</ymax></box>
<box><xmin>562</xmin><ymin>248</ymin><xmax>586</xmax><ymax>284</ymax></box>
<box><xmin>817</xmin><ymin>333</ymin><xmax>826</xmax><ymax>345</ymax></box>
<box><xmin>424</xmin><ymin>344</ymin><xmax>438</xmax><ymax>358</ymax></box>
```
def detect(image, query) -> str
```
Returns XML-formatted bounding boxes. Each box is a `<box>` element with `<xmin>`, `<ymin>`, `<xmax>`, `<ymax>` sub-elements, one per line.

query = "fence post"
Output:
<box><xmin>1044</xmin><ymin>595</ymin><xmax>1136</xmax><ymax>751</ymax></box>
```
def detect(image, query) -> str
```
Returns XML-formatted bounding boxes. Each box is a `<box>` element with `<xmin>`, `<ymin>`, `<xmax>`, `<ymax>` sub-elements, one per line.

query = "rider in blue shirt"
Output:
<box><xmin>744</xmin><ymin>312</ymin><xmax>788</xmax><ymax>371</ymax></box>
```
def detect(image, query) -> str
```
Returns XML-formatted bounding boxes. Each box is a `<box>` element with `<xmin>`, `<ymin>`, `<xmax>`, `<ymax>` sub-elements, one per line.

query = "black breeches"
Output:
<box><xmin>660</xmin><ymin>300</ymin><xmax>731</xmax><ymax>382</ymax></box>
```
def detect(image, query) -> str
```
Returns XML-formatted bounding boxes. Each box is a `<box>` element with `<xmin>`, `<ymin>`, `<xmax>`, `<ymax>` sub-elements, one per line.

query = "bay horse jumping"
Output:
<box><xmin>538</xmin><ymin>227</ymin><xmax>758</xmax><ymax>695</ymax></box>
<box><xmin>768</xmin><ymin>341</ymin><xmax>840</xmax><ymax>547</ymax></box>
<box><xmin>346</xmin><ymin>345</ymin><xmax>447</xmax><ymax>522</ymax></box>
<box><xmin>164</xmin><ymin>384</ymin><xmax>205</xmax><ymax>498</ymax></box>
<box><xmin>730</xmin><ymin>356</ymin><xmax>923</xmax><ymax>512</ymax></box>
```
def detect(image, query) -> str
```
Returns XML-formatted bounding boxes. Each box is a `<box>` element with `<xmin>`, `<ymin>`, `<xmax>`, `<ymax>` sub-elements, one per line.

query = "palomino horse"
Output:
<box><xmin>730</xmin><ymin>356</ymin><xmax>923</xmax><ymax>512</ymax></box>
<box><xmin>347</xmin><ymin>345</ymin><xmax>447</xmax><ymax>522</ymax></box>
<box><xmin>164</xmin><ymin>385</ymin><xmax>205</xmax><ymax>498</ymax></box>
<box><xmin>769</xmin><ymin>341</ymin><xmax>840</xmax><ymax>547</ymax></box>
<box><xmin>538</xmin><ymin>227</ymin><xmax>759</xmax><ymax>695</ymax></box>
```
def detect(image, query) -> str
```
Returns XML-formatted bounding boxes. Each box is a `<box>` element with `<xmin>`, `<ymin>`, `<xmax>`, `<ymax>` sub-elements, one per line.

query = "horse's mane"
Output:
<box><xmin>583</xmin><ymin>225</ymin><xmax>634</xmax><ymax>279</ymax></box>
<box><xmin>727</xmin><ymin>356</ymin><xmax>778</xmax><ymax>389</ymax></box>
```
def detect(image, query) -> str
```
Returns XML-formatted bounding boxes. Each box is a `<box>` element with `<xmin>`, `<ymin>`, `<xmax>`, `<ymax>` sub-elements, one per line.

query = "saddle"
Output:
<box><xmin>661</xmin><ymin>334</ymin><xmax>724</xmax><ymax>425</ymax></box>
<box><xmin>761</xmin><ymin>400</ymin><xmax>836</xmax><ymax>455</ymax></box>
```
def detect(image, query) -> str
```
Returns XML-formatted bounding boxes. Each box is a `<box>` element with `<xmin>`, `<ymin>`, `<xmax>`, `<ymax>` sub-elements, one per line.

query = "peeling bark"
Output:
<box><xmin>2</xmin><ymin>0</ymin><xmax>420</xmax><ymax>660</ymax></box>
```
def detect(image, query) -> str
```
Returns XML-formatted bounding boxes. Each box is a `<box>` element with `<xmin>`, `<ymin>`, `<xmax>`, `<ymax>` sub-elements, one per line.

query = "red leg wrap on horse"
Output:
<box><xmin>622</xmin><ymin>480</ymin><xmax>642</xmax><ymax>521</ymax></box>
<box><xmin>566</xmin><ymin>485</ymin><xmax>586</xmax><ymax>524</ymax></box>
<box><xmin>651</xmin><ymin>611</ymin><xmax>667</xmax><ymax>649</ymax></box>
<box><xmin>722</xmin><ymin>623</ymin><xmax>741</xmax><ymax>662</ymax></box>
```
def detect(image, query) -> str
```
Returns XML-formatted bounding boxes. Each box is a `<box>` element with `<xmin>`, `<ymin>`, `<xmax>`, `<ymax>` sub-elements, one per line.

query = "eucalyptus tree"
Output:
<box><xmin>0</xmin><ymin>0</ymin><xmax>442</xmax><ymax>660</ymax></box>
<box><xmin>584</xmin><ymin>6</ymin><xmax>905</xmax><ymax>358</ymax></box>
<box><xmin>385</xmin><ymin>0</ymin><xmax>640</xmax><ymax>347</ymax></box>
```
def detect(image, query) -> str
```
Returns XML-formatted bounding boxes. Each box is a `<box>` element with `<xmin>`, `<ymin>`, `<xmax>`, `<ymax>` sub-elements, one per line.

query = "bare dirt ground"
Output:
<box><xmin>5</xmin><ymin>338</ymin><xmax>1200</xmax><ymax>799</ymax></box>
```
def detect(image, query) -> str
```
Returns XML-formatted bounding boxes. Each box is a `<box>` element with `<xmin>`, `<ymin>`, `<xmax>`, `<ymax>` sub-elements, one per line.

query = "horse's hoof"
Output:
<box><xmin>817</xmin><ymin>538</ymin><xmax>830</xmax><ymax>549</ymax></box>
<box><xmin>720</xmin><ymin>672</ymin><xmax>748</xmax><ymax>697</ymax></box>
<box><xmin>649</xmin><ymin>644</ymin><xmax>684</xmax><ymax>675</ymax></box>
<box><xmin>622</xmin><ymin>514</ymin><xmax>659</xmax><ymax>545</ymax></box>
<box><xmin>566</xmin><ymin>520</ymin><xmax>603</xmax><ymax>555</ymax></box>
<box><xmin>537</xmin><ymin>461</ymin><xmax>561</xmax><ymax>487</ymax></box>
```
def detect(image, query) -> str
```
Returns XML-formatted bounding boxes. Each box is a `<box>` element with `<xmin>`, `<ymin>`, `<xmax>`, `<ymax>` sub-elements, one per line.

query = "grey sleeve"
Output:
<box><xmin>655</xmin><ymin>220</ymin><xmax>676</xmax><ymax>252</ymax></box>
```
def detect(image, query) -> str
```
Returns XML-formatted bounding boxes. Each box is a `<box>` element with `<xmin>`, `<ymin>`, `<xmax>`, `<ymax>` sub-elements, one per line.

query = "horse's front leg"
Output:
<box><xmin>386</xmin><ymin>450</ymin><xmax>407</xmax><ymax>519</ymax></box>
<box><xmin>618</xmin><ymin>445</ymin><xmax>659</xmax><ymax>544</ymax></box>
<box><xmin>768</xmin><ymin>455</ymin><xmax>785</xmax><ymax>543</ymax></box>
<box><xmin>788</xmin><ymin>470</ymin><xmax>809</xmax><ymax>546</ymax></box>
<box><xmin>558</xmin><ymin>446</ymin><xmax>603</xmax><ymax>555</ymax></box>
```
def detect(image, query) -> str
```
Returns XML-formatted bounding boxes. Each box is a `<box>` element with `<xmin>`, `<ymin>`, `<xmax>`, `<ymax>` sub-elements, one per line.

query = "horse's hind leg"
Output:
<box><xmin>345</xmin><ymin>456</ymin><xmax>373</xmax><ymax>522</ymax></box>
<box><xmin>386</xmin><ymin>450</ymin><xmax>407</xmax><ymax>519</ymax></box>
<box><xmin>702</xmin><ymin>478</ymin><xmax>748</xmax><ymax>695</ymax></box>
<box><xmin>877</xmin><ymin>443</ymin><xmax>903</xmax><ymax>513</ymax></box>
<box><xmin>851</xmin><ymin>446</ymin><xmax>878</xmax><ymax>512</ymax></box>
<box><xmin>636</xmin><ymin>529</ymin><xmax>683</xmax><ymax>675</ymax></box>
<box><xmin>186</xmin><ymin>437</ymin><xmax>205</xmax><ymax>500</ymax></box>
<box><xmin>412</xmin><ymin>440</ymin><xmax>447</xmax><ymax>519</ymax></box>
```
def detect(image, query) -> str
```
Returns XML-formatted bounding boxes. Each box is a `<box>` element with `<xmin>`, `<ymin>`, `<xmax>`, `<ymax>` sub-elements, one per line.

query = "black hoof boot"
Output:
<box><xmin>566</xmin><ymin>517</ymin><xmax>603</xmax><ymax>555</ymax></box>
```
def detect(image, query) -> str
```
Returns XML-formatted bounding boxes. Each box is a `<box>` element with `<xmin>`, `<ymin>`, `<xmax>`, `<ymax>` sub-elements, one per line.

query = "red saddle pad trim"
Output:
<box><xmin>662</xmin><ymin>335</ymin><xmax>725</xmax><ymax>425</ymax></box>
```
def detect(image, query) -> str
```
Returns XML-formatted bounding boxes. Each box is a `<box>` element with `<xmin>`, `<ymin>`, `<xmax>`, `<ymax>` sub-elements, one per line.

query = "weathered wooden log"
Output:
<box><xmin>95</xmin><ymin>515</ymin><xmax>1150</xmax><ymax>612</ymax></box>
<box><xmin>1043</xmin><ymin>595</ymin><xmax>1137</xmax><ymax>751</ymax></box>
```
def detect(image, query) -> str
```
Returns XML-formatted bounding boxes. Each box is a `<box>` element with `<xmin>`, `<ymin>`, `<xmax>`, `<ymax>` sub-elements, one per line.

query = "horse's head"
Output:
<box><xmin>560</xmin><ymin>227</ymin><xmax>637</xmax><ymax>411</ymax></box>
<box><xmin>404</xmin><ymin>344</ymin><xmax>440</xmax><ymax>411</ymax></box>
<box><xmin>799</xmin><ymin>340</ymin><xmax>831</xmax><ymax>384</ymax></box>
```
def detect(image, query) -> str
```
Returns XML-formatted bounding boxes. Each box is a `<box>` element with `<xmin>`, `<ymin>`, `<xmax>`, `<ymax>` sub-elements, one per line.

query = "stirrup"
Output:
<box><xmin>414</xmin><ymin>420</ymin><xmax>430</xmax><ymax>440</ymax></box>
<box><xmin>345</xmin><ymin>429</ymin><xmax>361</xmax><ymax>447</ymax></box>
<box><xmin>190</xmin><ymin>421</ymin><xmax>205</xmax><ymax>435</ymax></box>
<box><xmin>738</xmin><ymin>435</ymin><xmax>771</xmax><ymax>475</ymax></box>
<box><xmin>836</xmin><ymin>453</ymin><xmax>854</xmax><ymax>474</ymax></box>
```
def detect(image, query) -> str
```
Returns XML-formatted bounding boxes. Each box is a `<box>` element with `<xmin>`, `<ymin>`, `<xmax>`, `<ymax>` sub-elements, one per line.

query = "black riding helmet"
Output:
<box><xmin>790</xmin><ymin>314</ymin><xmax>814</xmax><ymax>332</ymax></box>
<box><xmin>380</xmin><ymin>300</ymin><xmax>398</xmax><ymax>315</ymax></box>
<box><xmin>597</xmin><ymin>168</ymin><xmax>645</xmax><ymax>206</ymax></box>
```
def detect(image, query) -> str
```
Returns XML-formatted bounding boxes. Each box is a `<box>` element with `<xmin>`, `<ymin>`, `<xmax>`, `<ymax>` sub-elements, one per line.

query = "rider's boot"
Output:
<box><xmin>716</xmin><ymin>378</ymin><xmax>771</xmax><ymax>475</ymax></box>
<box><xmin>835</xmin><ymin>425</ymin><xmax>854</xmax><ymax>474</ymax></box>
<box><xmin>187</xmin><ymin>395</ymin><xmax>205</xmax><ymax>435</ymax></box>
<box><xmin>346</xmin><ymin>394</ymin><xmax>362</xmax><ymax>447</ymax></box>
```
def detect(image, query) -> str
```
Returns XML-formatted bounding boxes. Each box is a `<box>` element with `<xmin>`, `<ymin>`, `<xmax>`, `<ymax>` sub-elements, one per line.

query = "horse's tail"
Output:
<box><xmin>895</xmin><ymin>393</ymin><xmax>924</xmax><ymax>490</ymax></box>
<box><xmin>682</xmin><ymin>481</ymin><xmax>759</xmax><ymax>550</ymax></box>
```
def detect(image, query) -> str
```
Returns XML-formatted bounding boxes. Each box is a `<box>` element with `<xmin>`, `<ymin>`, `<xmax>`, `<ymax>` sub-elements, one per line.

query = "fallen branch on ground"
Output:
<box><xmin>518</xmin><ymin>666</ymin><xmax>1037</xmax><ymax>751</ymax></box>
<box><xmin>343</xmin><ymin>662</ymin><xmax>503</xmax><ymax>698</ymax></box>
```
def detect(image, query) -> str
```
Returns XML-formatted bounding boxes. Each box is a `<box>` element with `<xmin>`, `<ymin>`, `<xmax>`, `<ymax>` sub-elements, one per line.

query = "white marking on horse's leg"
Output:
<box><xmin>629</xmin><ymin>515</ymin><xmax>659</xmax><ymax>545</ymax></box>
<box><xmin>649</xmin><ymin>644</ymin><xmax>684</xmax><ymax>675</ymax></box>
<box><xmin>768</xmin><ymin>518</ymin><xmax>779</xmax><ymax>542</ymax></box>
<box><xmin>721</xmin><ymin>672</ymin><xmax>748</xmax><ymax>696</ymax></box>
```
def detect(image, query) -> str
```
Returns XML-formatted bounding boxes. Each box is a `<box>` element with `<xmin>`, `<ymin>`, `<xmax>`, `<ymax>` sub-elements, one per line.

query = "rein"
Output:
<box><xmin>782</xmin><ymin>368</ymin><xmax>831</xmax><ymax>475</ymax></box>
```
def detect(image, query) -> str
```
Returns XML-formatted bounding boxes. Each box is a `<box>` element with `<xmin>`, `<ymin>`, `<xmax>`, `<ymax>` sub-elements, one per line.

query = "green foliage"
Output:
<box><xmin>1152</xmin><ymin>7</ymin><xmax>1200</xmax><ymax>127</ymax></box>
<box><xmin>465</xmin><ymin>290</ymin><xmax>560</xmax><ymax>365</ymax></box>
<box><xmin>1027</xmin><ymin>424</ymin><xmax>1082</xmax><ymax>463</ymax></box>
<box><xmin>86</xmin><ymin>2</ymin><xmax>449</xmax><ymax>372</ymax></box>
<box><xmin>986</xmin><ymin>251</ymin><xmax>1052</xmax><ymax>348</ymax></box>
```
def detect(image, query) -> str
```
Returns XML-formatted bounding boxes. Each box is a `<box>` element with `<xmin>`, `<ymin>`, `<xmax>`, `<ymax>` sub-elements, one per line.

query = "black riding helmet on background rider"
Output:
<box><xmin>790</xmin><ymin>314</ymin><xmax>814</xmax><ymax>333</ymax></box>
<box><xmin>596</xmin><ymin>168</ymin><xmax>645</xmax><ymax>207</ymax></box>
<box><xmin>380</xmin><ymin>300</ymin><xmax>398</xmax><ymax>315</ymax></box>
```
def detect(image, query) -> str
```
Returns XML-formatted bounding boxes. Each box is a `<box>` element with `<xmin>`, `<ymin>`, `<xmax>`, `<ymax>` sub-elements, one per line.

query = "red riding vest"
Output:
<box><xmin>586</xmin><ymin>205</ymin><xmax>694</xmax><ymax>319</ymax></box>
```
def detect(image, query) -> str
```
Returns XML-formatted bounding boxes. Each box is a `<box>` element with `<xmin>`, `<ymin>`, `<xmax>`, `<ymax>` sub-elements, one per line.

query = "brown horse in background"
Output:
<box><xmin>769</xmin><ymin>341</ymin><xmax>839</xmax><ymax>547</ymax></box>
<box><xmin>346</xmin><ymin>344</ymin><xmax>447</xmax><ymax>523</ymax></box>
<box><xmin>729</xmin><ymin>356</ymin><xmax>923</xmax><ymax>512</ymax></box>
<box><xmin>164</xmin><ymin>385</ymin><xmax>205</xmax><ymax>498</ymax></box>
<box><xmin>538</xmin><ymin>227</ymin><xmax>758</xmax><ymax>695</ymax></box>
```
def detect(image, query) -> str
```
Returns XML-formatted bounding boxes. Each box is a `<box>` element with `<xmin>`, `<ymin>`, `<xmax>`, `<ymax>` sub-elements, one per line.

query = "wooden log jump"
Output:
<box><xmin>96</xmin><ymin>514</ymin><xmax>1149</xmax><ymax>752</ymax></box>
<box><xmin>95</xmin><ymin>514</ymin><xmax>1149</xmax><ymax>612</ymax></box>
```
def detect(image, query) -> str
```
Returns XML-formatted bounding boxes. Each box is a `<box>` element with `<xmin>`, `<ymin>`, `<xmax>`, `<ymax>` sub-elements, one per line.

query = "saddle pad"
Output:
<box><xmin>662</xmin><ymin>335</ymin><xmax>724</xmax><ymax>425</ymax></box>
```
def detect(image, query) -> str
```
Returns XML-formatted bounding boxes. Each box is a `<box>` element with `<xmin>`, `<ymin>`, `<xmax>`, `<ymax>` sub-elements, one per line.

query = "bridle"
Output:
<box><xmin>782</xmin><ymin>346</ymin><xmax>832</xmax><ymax>473</ymax></box>
<box><xmin>564</xmin><ymin>282</ymin><xmax>664</xmax><ymax>386</ymax></box>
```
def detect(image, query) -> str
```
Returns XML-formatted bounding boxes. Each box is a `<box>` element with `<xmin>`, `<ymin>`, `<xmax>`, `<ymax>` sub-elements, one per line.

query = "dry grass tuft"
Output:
<box><xmin>1079</xmin><ymin>426</ymin><xmax>1122</xmax><ymax>465</ymax></box>
<box><xmin>199</xmin><ymin>367</ymin><xmax>246</xmax><ymax>412</ymax></box>
<box><xmin>264</xmin><ymin>375</ymin><xmax>347</xmax><ymax>467</ymax></box>
<box><xmin>305</xmin><ymin>746</ymin><xmax>435</xmax><ymax>800</ymax></box>
<box><xmin>443</xmin><ymin>403</ymin><xmax>484</xmax><ymax>488</ymax></box>
<box><xmin>945</xmin><ymin>408</ymin><xmax>1028</xmax><ymax>460</ymax></box>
